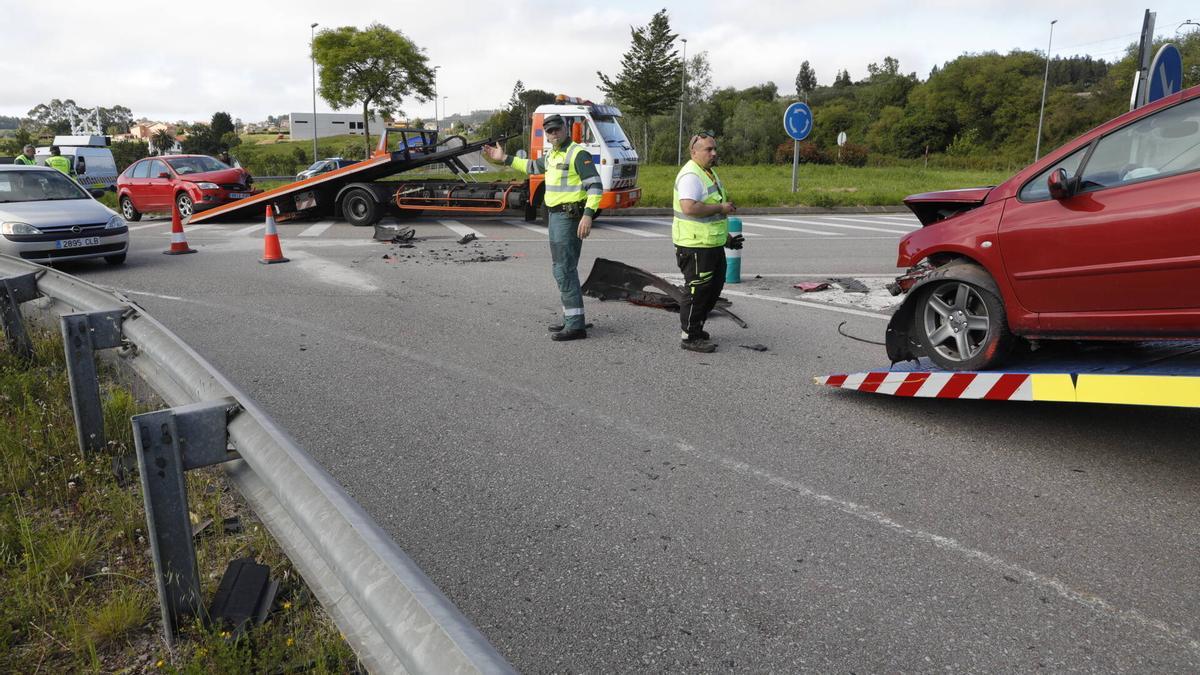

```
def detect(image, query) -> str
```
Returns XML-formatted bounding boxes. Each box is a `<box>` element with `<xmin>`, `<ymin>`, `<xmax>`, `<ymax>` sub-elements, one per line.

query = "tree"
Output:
<box><xmin>596</xmin><ymin>8</ymin><xmax>683</xmax><ymax>161</ymax></box>
<box><xmin>795</xmin><ymin>61</ymin><xmax>817</xmax><ymax>102</ymax></box>
<box><xmin>313</xmin><ymin>23</ymin><xmax>436</xmax><ymax>156</ymax></box>
<box><xmin>151</xmin><ymin>129</ymin><xmax>175</xmax><ymax>155</ymax></box>
<box><xmin>833</xmin><ymin>69</ymin><xmax>852</xmax><ymax>88</ymax></box>
<box><xmin>211</xmin><ymin>112</ymin><xmax>235</xmax><ymax>138</ymax></box>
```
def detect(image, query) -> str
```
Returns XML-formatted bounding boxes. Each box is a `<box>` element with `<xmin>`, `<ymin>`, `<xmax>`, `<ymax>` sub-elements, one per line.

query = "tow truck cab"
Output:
<box><xmin>530</xmin><ymin>96</ymin><xmax>641</xmax><ymax>211</ymax></box>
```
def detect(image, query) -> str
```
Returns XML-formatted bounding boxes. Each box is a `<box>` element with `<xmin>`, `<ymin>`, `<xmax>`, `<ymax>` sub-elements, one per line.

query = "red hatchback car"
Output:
<box><xmin>116</xmin><ymin>155</ymin><xmax>258</xmax><ymax>221</ymax></box>
<box><xmin>887</xmin><ymin>84</ymin><xmax>1200</xmax><ymax>371</ymax></box>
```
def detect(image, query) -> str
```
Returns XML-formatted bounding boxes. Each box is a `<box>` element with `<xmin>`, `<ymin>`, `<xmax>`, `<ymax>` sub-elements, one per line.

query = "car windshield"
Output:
<box><xmin>166</xmin><ymin>156</ymin><xmax>228</xmax><ymax>175</ymax></box>
<box><xmin>0</xmin><ymin>170</ymin><xmax>89</xmax><ymax>202</ymax></box>
<box><xmin>304</xmin><ymin>161</ymin><xmax>328</xmax><ymax>171</ymax></box>
<box><xmin>593</xmin><ymin>115</ymin><xmax>631</xmax><ymax>146</ymax></box>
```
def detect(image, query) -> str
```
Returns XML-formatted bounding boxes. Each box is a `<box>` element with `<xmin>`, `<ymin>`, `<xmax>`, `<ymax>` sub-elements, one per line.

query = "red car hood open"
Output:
<box><xmin>903</xmin><ymin>186</ymin><xmax>994</xmax><ymax>226</ymax></box>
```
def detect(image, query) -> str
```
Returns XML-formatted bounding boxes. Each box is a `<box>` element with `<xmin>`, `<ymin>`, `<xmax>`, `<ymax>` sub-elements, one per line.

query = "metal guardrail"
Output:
<box><xmin>0</xmin><ymin>254</ymin><xmax>514</xmax><ymax>675</ymax></box>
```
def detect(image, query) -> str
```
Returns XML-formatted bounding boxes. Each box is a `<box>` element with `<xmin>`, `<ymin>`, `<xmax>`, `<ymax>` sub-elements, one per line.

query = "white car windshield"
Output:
<box><xmin>0</xmin><ymin>170</ymin><xmax>89</xmax><ymax>202</ymax></box>
<box><xmin>166</xmin><ymin>156</ymin><xmax>228</xmax><ymax>175</ymax></box>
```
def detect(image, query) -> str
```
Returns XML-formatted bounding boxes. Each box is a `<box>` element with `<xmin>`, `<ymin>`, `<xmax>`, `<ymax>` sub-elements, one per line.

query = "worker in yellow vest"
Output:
<box><xmin>484</xmin><ymin>115</ymin><xmax>602</xmax><ymax>341</ymax></box>
<box><xmin>45</xmin><ymin>146</ymin><xmax>72</xmax><ymax>177</ymax></box>
<box><xmin>672</xmin><ymin>132</ymin><xmax>742</xmax><ymax>353</ymax></box>
<box><xmin>13</xmin><ymin>145</ymin><xmax>36</xmax><ymax>165</ymax></box>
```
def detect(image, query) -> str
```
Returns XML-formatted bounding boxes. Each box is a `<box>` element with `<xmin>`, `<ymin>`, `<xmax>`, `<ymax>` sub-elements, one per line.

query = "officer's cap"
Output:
<box><xmin>543</xmin><ymin>115</ymin><xmax>566</xmax><ymax>132</ymax></box>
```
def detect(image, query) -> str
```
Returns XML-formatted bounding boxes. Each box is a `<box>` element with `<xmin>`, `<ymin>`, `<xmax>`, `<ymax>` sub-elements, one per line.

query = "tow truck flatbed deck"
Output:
<box><xmin>816</xmin><ymin>341</ymin><xmax>1200</xmax><ymax>408</ymax></box>
<box><xmin>190</xmin><ymin>133</ymin><xmax>505</xmax><ymax>224</ymax></box>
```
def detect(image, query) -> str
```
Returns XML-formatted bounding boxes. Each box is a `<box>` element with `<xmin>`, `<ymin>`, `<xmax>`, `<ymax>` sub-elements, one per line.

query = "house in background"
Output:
<box><xmin>289</xmin><ymin>112</ymin><xmax>387</xmax><ymax>140</ymax></box>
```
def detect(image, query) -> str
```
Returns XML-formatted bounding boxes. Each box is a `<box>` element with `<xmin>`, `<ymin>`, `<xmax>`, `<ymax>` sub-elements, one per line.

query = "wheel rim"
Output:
<box><xmin>921</xmin><ymin>282</ymin><xmax>992</xmax><ymax>363</ymax></box>
<box><xmin>121</xmin><ymin>198</ymin><xmax>134</xmax><ymax>219</ymax></box>
<box><xmin>177</xmin><ymin>195</ymin><xmax>193</xmax><ymax>218</ymax></box>
<box><xmin>348</xmin><ymin>196</ymin><xmax>366</xmax><ymax>219</ymax></box>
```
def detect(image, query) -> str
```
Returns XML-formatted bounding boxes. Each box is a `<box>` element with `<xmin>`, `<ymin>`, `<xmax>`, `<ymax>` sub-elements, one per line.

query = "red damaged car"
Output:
<box><xmin>116</xmin><ymin>155</ymin><xmax>258</xmax><ymax>221</ymax></box>
<box><xmin>887</xmin><ymin>83</ymin><xmax>1200</xmax><ymax>370</ymax></box>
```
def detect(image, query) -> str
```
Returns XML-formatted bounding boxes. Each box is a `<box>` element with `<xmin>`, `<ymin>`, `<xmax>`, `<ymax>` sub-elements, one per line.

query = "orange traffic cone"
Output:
<box><xmin>163</xmin><ymin>201</ymin><xmax>196</xmax><ymax>255</ymax></box>
<box><xmin>259</xmin><ymin>205</ymin><xmax>289</xmax><ymax>264</ymax></box>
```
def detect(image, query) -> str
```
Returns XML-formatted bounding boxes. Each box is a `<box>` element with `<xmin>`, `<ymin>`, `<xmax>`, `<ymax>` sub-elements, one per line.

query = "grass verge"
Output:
<box><xmin>0</xmin><ymin>326</ymin><xmax>358</xmax><ymax>672</ymax></box>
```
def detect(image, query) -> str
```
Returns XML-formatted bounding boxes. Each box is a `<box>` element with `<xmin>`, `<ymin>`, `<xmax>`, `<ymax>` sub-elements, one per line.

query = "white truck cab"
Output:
<box><xmin>530</xmin><ymin>96</ymin><xmax>641</xmax><ymax>210</ymax></box>
<box><xmin>36</xmin><ymin>135</ymin><xmax>119</xmax><ymax>189</ymax></box>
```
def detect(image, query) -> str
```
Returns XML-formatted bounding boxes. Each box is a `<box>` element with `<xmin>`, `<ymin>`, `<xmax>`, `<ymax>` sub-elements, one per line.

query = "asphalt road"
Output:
<box><xmin>66</xmin><ymin>210</ymin><xmax>1200</xmax><ymax>672</ymax></box>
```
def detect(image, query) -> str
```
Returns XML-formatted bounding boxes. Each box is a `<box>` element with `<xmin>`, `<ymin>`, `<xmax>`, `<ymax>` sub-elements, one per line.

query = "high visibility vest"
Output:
<box><xmin>46</xmin><ymin>155</ymin><xmax>71</xmax><ymax>176</ymax></box>
<box><xmin>13</xmin><ymin>154</ymin><xmax>35</xmax><ymax>165</ymax></box>
<box><xmin>672</xmin><ymin>160</ymin><xmax>728</xmax><ymax>247</ymax></box>
<box><xmin>541</xmin><ymin>143</ymin><xmax>587</xmax><ymax>207</ymax></box>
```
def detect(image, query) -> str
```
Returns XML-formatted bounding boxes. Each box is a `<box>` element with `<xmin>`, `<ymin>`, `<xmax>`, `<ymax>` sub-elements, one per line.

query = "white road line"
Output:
<box><xmin>182</xmin><ymin>224</ymin><xmax>216</xmax><ymax>232</ymax></box>
<box><xmin>299</xmin><ymin>221</ymin><xmax>335</xmax><ymax>237</ymax></box>
<box><xmin>127</xmin><ymin>222</ymin><xmax>165</xmax><ymax>231</ymax></box>
<box><xmin>504</xmin><ymin>220</ymin><xmax>549</xmax><ymax>235</ymax></box>
<box><xmin>718</xmin><ymin>289</ymin><xmax>890</xmax><ymax>320</ymax></box>
<box><xmin>439</xmin><ymin>219</ymin><xmax>485</xmax><ymax>239</ymax></box>
<box><xmin>872</xmin><ymin>215</ymin><xmax>921</xmax><ymax>225</ymax></box>
<box><xmin>234</xmin><ymin>223</ymin><xmax>267</xmax><ymax>236</ymax></box>
<box><xmin>766</xmin><ymin>217</ymin><xmax>909</xmax><ymax>235</ymax></box>
<box><xmin>826</xmin><ymin>215</ymin><xmax>922</xmax><ymax>228</ymax></box>
<box><xmin>741</xmin><ymin>220</ymin><xmax>846</xmax><ymax>236</ymax></box>
<box><xmin>117</xmin><ymin>289</ymin><xmax>184</xmax><ymax>301</ymax></box>
<box><xmin>594</xmin><ymin>223</ymin><xmax>667</xmax><ymax>238</ymax></box>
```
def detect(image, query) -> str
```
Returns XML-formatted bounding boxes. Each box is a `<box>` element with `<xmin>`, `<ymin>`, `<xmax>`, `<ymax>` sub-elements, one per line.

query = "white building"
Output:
<box><xmin>289</xmin><ymin>112</ymin><xmax>387</xmax><ymax>140</ymax></box>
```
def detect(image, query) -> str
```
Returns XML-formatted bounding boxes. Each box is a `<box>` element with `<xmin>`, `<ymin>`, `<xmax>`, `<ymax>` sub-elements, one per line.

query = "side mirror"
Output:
<box><xmin>89</xmin><ymin>188</ymin><xmax>106</xmax><ymax>199</ymax></box>
<box><xmin>1047</xmin><ymin>168</ymin><xmax>1075</xmax><ymax>200</ymax></box>
<box><xmin>76</xmin><ymin>157</ymin><xmax>87</xmax><ymax>174</ymax></box>
<box><xmin>158</xmin><ymin>172</ymin><xmax>171</xmax><ymax>179</ymax></box>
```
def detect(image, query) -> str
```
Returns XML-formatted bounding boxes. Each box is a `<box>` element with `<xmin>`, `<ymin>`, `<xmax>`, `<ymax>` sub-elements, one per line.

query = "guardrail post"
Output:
<box><xmin>132</xmin><ymin>399</ymin><xmax>240</xmax><ymax>646</ymax></box>
<box><xmin>61</xmin><ymin>310</ymin><xmax>125</xmax><ymax>454</ymax></box>
<box><xmin>0</xmin><ymin>272</ymin><xmax>40</xmax><ymax>362</ymax></box>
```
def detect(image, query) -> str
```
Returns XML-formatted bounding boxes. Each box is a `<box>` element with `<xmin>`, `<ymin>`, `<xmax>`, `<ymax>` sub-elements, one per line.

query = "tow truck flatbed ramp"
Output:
<box><xmin>190</xmin><ymin>134</ymin><xmax>504</xmax><ymax>224</ymax></box>
<box><xmin>816</xmin><ymin>341</ymin><xmax>1200</xmax><ymax>408</ymax></box>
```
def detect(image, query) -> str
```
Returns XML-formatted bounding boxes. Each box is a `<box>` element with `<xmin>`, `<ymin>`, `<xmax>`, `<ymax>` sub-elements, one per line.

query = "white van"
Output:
<box><xmin>36</xmin><ymin>135</ymin><xmax>119</xmax><ymax>190</ymax></box>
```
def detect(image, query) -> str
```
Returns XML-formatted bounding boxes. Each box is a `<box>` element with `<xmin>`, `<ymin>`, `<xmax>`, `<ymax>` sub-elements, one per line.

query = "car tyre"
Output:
<box><xmin>120</xmin><ymin>196</ymin><xmax>141</xmax><ymax>222</ymax></box>
<box><xmin>176</xmin><ymin>193</ymin><xmax>194</xmax><ymax>219</ymax></box>
<box><xmin>912</xmin><ymin>278</ymin><xmax>1012</xmax><ymax>371</ymax></box>
<box><xmin>104</xmin><ymin>252</ymin><xmax>127</xmax><ymax>266</ymax></box>
<box><xmin>343</xmin><ymin>189</ymin><xmax>379</xmax><ymax>227</ymax></box>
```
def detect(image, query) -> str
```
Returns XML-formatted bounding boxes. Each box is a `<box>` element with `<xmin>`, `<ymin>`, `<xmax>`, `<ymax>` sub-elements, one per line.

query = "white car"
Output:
<box><xmin>468</xmin><ymin>165</ymin><xmax>487</xmax><ymax>173</ymax></box>
<box><xmin>0</xmin><ymin>166</ymin><xmax>129</xmax><ymax>265</ymax></box>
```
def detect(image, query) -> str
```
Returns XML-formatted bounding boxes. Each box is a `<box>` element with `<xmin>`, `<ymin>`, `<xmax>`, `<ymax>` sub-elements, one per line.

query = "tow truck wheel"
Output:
<box><xmin>914</xmin><ymin>279</ymin><xmax>1012</xmax><ymax>371</ymax></box>
<box><xmin>343</xmin><ymin>190</ymin><xmax>379</xmax><ymax>226</ymax></box>
<box><xmin>120</xmin><ymin>196</ymin><xmax>141</xmax><ymax>222</ymax></box>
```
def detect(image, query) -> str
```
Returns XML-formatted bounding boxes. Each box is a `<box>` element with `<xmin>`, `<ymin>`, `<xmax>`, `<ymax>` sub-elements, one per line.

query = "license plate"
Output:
<box><xmin>227</xmin><ymin>192</ymin><xmax>250</xmax><ymax>199</ymax></box>
<box><xmin>55</xmin><ymin>237</ymin><xmax>101</xmax><ymax>250</ymax></box>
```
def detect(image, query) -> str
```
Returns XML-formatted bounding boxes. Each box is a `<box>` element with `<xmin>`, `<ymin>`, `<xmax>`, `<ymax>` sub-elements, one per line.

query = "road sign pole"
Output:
<box><xmin>791</xmin><ymin>140</ymin><xmax>799</xmax><ymax>193</ymax></box>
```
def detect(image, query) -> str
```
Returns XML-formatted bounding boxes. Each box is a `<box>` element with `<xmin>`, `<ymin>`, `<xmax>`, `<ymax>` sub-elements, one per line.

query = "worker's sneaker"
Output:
<box><xmin>548</xmin><ymin>322</ymin><xmax>594</xmax><ymax>332</ymax></box>
<box><xmin>680</xmin><ymin>338</ymin><xmax>716</xmax><ymax>353</ymax></box>
<box><xmin>551</xmin><ymin>328</ymin><xmax>587</xmax><ymax>342</ymax></box>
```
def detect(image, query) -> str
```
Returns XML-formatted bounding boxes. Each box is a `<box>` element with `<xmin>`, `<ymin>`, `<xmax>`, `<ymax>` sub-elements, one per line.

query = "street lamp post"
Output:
<box><xmin>677</xmin><ymin>38</ymin><xmax>687</xmax><ymax>166</ymax></box>
<box><xmin>443</xmin><ymin>97</ymin><xmax>448</xmax><ymax>131</ymax></box>
<box><xmin>433</xmin><ymin>66</ymin><xmax>440</xmax><ymax>134</ymax></box>
<box><xmin>310</xmin><ymin>23</ymin><xmax>318</xmax><ymax>164</ymax></box>
<box><xmin>1035</xmin><ymin>19</ymin><xmax>1058</xmax><ymax>162</ymax></box>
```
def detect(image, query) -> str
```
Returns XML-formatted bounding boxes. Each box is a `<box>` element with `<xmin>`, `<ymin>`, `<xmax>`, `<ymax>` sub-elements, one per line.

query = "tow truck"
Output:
<box><xmin>191</xmin><ymin>95</ymin><xmax>641</xmax><ymax>225</ymax></box>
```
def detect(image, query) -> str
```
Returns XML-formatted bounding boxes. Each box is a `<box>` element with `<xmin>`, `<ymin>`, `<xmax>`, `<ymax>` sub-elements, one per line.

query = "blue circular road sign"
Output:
<box><xmin>1147</xmin><ymin>44</ymin><xmax>1183</xmax><ymax>104</ymax></box>
<box><xmin>784</xmin><ymin>102</ymin><xmax>813</xmax><ymax>141</ymax></box>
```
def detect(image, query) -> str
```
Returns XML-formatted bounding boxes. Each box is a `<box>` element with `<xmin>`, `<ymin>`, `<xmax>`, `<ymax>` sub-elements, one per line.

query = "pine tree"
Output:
<box><xmin>596</xmin><ymin>8</ymin><xmax>683</xmax><ymax>162</ymax></box>
<box><xmin>833</xmin><ymin>69</ymin><xmax>853</xmax><ymax>88</ymax></box>
<box><xmin>795</xmin><ymin>61</ymin><xmax>817</xmax><ymax>102</ymax></box>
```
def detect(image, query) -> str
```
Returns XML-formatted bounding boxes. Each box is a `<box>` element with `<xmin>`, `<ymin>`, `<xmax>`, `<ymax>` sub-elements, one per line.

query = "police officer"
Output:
<box><xmin>13</xmin><ymin>144</ymin><xmax>36</xmax><ymax>165</ymax></box>
<box><xmin>483</xmin><ymin>115</ymin><xmax>602</xmax><ymax>341</ymax></box>
<box><xmin>672</xmin><ymin>132</ymin><xmax>742</xmax><ymax>353</ymax></box>
<box><xmin>45</xmin><ymin>146</ymin><xmax>72</xmax><ymax>176</ymax></box>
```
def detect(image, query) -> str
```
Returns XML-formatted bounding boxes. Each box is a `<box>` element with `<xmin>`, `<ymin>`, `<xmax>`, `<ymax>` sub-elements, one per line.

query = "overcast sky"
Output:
<box><xmin>1</xmin><ymin>1</ymin><xmax>1195</xmax><ymax>125</ymax></box>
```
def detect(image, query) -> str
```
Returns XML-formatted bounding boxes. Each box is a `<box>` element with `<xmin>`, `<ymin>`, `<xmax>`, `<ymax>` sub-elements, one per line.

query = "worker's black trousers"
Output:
<box><xmin>675</xmin><ymin>245</ymin><xmax>726</xmax><ymax>339</ymax></box>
